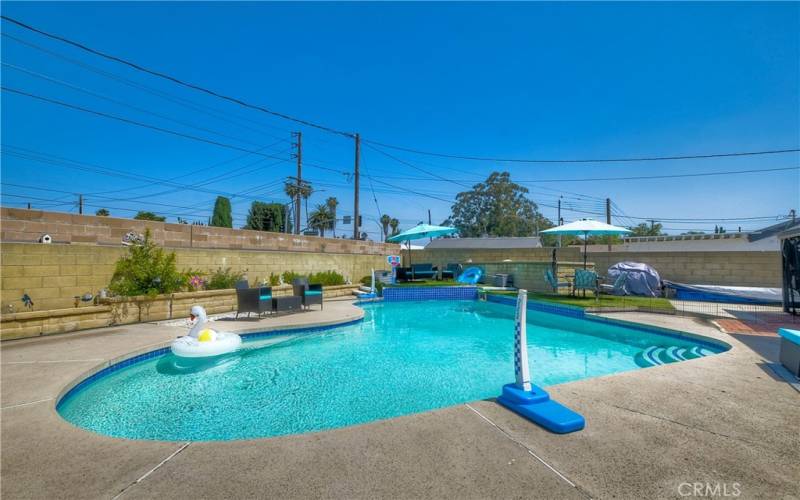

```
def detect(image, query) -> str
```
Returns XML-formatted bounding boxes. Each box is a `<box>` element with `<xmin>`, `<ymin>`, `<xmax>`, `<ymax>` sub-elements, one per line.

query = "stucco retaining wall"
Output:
<box><xmin>0</xmin><ymin>285</ymin><xmax>359</xmax><ymax>340</ymax></box>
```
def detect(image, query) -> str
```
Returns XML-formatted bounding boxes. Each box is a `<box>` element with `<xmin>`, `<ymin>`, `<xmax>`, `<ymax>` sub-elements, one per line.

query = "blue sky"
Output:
<box><xmin>2</xmin><ymin>1</ymin><xmax>798</xmax><ymax>238</ymax></box>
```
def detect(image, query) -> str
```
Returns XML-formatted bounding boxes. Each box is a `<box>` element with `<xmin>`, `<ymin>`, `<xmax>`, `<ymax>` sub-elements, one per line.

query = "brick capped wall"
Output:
<box><xmin>0</xmin><ymin>208</ymin><xmax>397</xmax><ymax>255</ymax></box>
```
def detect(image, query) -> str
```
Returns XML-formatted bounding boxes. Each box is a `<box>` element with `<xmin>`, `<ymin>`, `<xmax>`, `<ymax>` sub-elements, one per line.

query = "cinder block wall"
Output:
<box><xmin>0</xmin><ymin>208</ymin><xmax>399</xmax><ymax>313</ymax></box>
<box><xmin>0</xmin><ymin>207</ymin><xmax>396</xmax><ymax>255</ymax></box>
<box><xmin>589</xmin><ymin>251</ymin><xmax>781</xmax><ymax>287</ymax></box>
<box><xmin>1</xmin><ymin>243</ymin><xmax>388</xmax><ymax>312</ymax></box>
<box><xmin>408</xmin><ymin>247</ymin><xmax>583</xmax><ymax>269</ymax></box>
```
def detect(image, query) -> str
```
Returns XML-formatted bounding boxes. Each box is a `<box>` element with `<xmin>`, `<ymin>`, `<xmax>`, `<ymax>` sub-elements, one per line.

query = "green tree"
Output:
<box><xmin>449</xmin><ymin>171</ymin><xmax>541</xmax><ymax>237</ymax></box>
<box><xmin>133</xmin><ymin>211</ymin><xmax>166</xmax><ymax>222</ymax></box>
<box><xmin>210</xmin><ymin>196</ymin><xmax>233</xmax><ymax>228</ymax></box>
<box><xmin>95</xmin><ymin>208</ymin><xmax>110</xmax><ymax>217</ymax></box>
<box><xmin>284</xmin><ymin>179</ymin><xmax>313</xmax><ymax>230</ymax></box>
<box><xmin>108</xmin><ymin>229</ymin><xmax>186</xmax><ymax>297</ymax></box>
<box><xmin>389</xmin><ymin>218</ymin><xmax>400</xmax><ymax>237</ymax></box>
<box><xmin>244</xmin><ymin>201</ymin><xmax>290</xmax><ymax>232</ymax></box>
<box><xmin>325</xmin><ymin>196</ymin><xmax>339</xmax><ymax>237</ymax></box>
<box><xmin>308</xmin><ymin>204</ymin><xmax>334</xmax><ymax>237</ymax></box>
<box><xmin>380</xmin><ymin>214</ymin><xmax>392</xmax><ymax>241</ymax></box>
<box><xmin>629</xmin><ymin>222</ymin><xmax>664</xmax><ymax>237</ymax></box>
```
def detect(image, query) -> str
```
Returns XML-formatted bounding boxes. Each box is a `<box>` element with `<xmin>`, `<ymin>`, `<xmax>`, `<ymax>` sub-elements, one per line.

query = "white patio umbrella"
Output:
<box><xmin>541</xmin><ymin>219</ymin><xmax>632</xmax><ymax>269</ymax></box>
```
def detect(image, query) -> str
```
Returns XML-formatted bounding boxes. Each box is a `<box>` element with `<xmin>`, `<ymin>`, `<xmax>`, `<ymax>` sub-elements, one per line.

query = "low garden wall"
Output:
<box><xmin>0</xmin><ymin>284</ymin><xmax>359</xmax><ymax>340</ymax></box>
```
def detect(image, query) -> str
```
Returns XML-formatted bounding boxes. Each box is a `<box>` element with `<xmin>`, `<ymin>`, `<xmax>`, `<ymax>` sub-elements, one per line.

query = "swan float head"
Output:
<box><xmin>189</xmin><ymin>305</ymin><xmax>208</xmax><ymax>323</ymax></box>
<box><xmin>188</xmin><ymin>306</ymin><xmax>214</xmax><ymax>340</ymax></box>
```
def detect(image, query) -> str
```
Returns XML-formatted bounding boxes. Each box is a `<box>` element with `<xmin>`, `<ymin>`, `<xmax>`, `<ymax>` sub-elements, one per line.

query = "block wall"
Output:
<box><xmin>1</xmin><ymin>243</ymin><xmax>386</xmax><ymax>312</ymax></box>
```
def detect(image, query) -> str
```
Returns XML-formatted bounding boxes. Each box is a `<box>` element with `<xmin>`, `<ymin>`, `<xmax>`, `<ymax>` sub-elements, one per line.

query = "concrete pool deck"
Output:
<box><xmin>1</xmin><ymin>299</ymin><xmax>798</xmax><ymax>499</ymax></box>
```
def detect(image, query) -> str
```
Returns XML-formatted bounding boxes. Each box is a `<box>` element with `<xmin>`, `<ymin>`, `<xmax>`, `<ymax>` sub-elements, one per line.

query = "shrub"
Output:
<box><xmin>308</xmin><ymin>270</ymin><xmax>345</xmax><ymax>286</ymax></box>
<box><xmin>268</xmin><ymin>272</ymin><xmax>281</xmax><ymax>286</ymax></box>
<box><xmin>281</xmin><ymin>270</ymin><xmax>302</xmax><ymax>284</ymax></box>
<box><xmin>206</xmin><ymin>267</ymin><xmax>245</xmax><ymax>290</ymax></box>
<box><xmin>108</xmin><ymin>229</ymin><xmax>187</xmax><ymax>297</ymax></box>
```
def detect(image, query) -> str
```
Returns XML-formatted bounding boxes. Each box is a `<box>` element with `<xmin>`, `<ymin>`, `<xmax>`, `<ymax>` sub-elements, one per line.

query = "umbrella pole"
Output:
<box><xmin>583</xmin><ymin>232</ymin><xmax>588</xmax><ymax>298</ymax></box>
<box><xmin>408</xmin><ymin>240</ymin><xmax>412</xmax><ymax>280</ymax></box>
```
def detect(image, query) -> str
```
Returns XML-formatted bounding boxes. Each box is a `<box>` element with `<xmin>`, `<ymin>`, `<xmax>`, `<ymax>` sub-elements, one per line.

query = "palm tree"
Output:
<box><xmin>308</xmin><ymin>204</ymin><xmax>334</xmax><ymax>237</ymax></box>
<box><xmin>284</xmin><ymin>179</ymin><xmax>313</xmax><ymax>234</ymax></box>
<box><xmin>326</xmin><ymin>197</ymin><xmax>339</xmax><ymax>237</ymax></box>
<box><xmin>380</xmin><ymin>214</ymin><xmax>391</xmax><ymax>241</ymax></box>
<box><xmin>389</xmin><ymin>218</ymin><xmax>400</xmax><ymax>237</ymax></box>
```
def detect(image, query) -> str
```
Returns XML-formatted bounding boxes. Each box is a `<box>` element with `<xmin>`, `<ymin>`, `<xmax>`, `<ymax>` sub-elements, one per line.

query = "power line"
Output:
<box><xmin>2</xmin><ymin>145</ymin><xmax>288</xmax><ymax>203</ymax></box>
<box><xmin>5</xmin><ymin>15</ymin><xmax>798</xmax><ymax>167</ymax></box>
<box><xmin>1</xmin><ymin>15</ymin><xmax>354</xmax><ymax>138</ymax></box>
<box><xmin>2</xmin><ymin>86</ymin><xmax>299</xmax><ymax>163</ymax></box>
<box><xmin>362</xmin><ymin>139</ymin><xmax>800</xmax><ymax>164</ymax></box>
<box><xmin>2</xmin><ymin>32</ymin><xmax>297</xmax><ymax>144</ymax></box>
<box><xmin>2</xmin><ymin>62</ymin><xmax>289</xmax><ymax>151</ymax></box>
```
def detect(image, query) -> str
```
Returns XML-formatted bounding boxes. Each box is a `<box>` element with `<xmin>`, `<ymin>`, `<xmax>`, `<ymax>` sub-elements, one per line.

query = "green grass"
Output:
<box><xmin>488</xmin><ymin>291</ymin><xmax>675</xmax><ymax>311</ymax></box>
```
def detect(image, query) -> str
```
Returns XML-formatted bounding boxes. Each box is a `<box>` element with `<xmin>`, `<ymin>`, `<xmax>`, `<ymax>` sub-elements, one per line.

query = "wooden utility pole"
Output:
<box><xmin>78</xmin><ymin>194</ymin><xmax>83</xmax><ymax>215</ymax></box>
<box><xmin>557</xmin><ymin>197</ymin><xmax>562</xmax><ymax>248</ymax></box>
<box><xmin>353</xmin><ymin>133</ymin><xmax>360</xmax><ymax>240</ymax></box>
<box><xmin>292</xmin><ymin>132</ymin><xmax>302</xmax><ymax>234</ymax></box>
<box><xmin>606</xmin><ymin>198</ymin><xmax>611</xmax><ymax>251</ymax></box>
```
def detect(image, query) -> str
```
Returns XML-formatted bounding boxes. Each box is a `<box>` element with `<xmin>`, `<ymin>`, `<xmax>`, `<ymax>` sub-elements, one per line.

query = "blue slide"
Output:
<box><xmin>457</xmin><ymin>267</ymin><xmax>483</xmax><ymax>285</ymax></box>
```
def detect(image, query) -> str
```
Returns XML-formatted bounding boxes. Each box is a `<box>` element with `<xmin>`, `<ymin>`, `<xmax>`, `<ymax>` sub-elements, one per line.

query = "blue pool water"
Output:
<box><xmin>58</xmin><ymin>300</ymin><xmax>727</xmax><ymax>441</ymax></box>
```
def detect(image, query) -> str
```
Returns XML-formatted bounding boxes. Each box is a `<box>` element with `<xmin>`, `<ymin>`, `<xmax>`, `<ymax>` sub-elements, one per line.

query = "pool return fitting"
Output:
<box><xmin>496</xmin><ymin>289</ymin><xmax>586</xmax><ymax>434</ymax></box>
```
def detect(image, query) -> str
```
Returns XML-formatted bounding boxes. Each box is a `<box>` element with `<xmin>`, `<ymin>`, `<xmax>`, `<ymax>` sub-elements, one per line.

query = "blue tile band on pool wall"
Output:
<box><xmin>56</xmin><ymin>318</ymin><xmax>365</xmax><ymax>411</ymax></box>
<box><xmin>383</xmin><ymin>286</ymin><xmax>479</xmax><ymax>302</ymax></box>
<box><xmin>486</xmin><ymin>294</ymin><xmax>585</xmax><ymax>318</ymax></box>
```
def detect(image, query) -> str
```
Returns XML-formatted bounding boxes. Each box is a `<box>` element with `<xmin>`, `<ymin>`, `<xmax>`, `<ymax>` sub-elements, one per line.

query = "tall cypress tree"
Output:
<box><xmin>210</xmin><ymin>196</ymin><xmax>233</xmax><ymax>228</ymax></box>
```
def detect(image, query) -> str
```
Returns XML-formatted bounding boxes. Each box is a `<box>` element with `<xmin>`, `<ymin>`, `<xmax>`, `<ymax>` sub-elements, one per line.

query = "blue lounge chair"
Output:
<box><xmin>600</xmin><ymin>272</ymin><xmax>628</xmax><ymax>295</ymax></box>
<box><xmin>573</xmin><ymin>269</ymin><xmax>599</xmax><ymax>296</ymax></box>
<box><xmin>544</xmin><ymin>269</ymin><xmax>571</xmax><ymax>294</ymax></box>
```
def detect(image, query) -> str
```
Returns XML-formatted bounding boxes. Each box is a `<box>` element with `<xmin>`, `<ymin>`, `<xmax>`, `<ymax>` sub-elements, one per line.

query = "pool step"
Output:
<box><xmin>635</xmin><ymin>345</ymin><xmax>715</xmax><ymax>367</ymax></box>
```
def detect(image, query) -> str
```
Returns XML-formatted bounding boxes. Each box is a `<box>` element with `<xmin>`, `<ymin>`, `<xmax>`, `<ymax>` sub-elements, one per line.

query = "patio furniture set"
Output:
<box><xmin>544</xmin><ymin>269</ymin><xmax>628</xmax><ymax>296</ymax></box>
<box><xmin>234</xmin><ymin>277</ymin><xmax>323</xmax><ymax>318</ymax></box>
<box><xmin>395</xmin><ymin>263</ymin><xmax>462</xmax><ymax>282</ymax></box>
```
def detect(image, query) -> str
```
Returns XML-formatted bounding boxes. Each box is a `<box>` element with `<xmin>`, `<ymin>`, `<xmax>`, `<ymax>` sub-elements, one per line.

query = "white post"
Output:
<box><xmin>370</xmin><ymin>268</ymin><xmax>376</xmax><ymax>294</ymax></box>
<box><xmin>514</xmin><ymin>289</ymin><xmax>532</xmax><ymax>391</ymax></box>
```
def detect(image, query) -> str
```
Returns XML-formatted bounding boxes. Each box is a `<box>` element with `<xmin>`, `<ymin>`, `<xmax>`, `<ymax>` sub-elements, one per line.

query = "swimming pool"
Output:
<box><xmin>57</xmin><ymin>300</ymin><xmax>728</xmax><ymax>441</ymax></box>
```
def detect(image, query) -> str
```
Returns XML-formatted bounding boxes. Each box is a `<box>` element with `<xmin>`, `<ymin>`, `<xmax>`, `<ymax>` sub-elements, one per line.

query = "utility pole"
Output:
<box><xmin>78</xmin><ymin>194</ymin><xmax>83</xmax><ymax>215</ymax></box>
<box><xmin>353</xmin><ymin>133</ymin><xmax>360</xmax><ymax>240</ymax></box>
<box><xmin>606</xmin><ymin>197</ymin><xmax>611</xmax><ymax>251</ymax></box>
<box><xmin>27</xmin><ymin>202</ymin><xmax>31</xmax><ymax>210</ymax></box>
<box><xmin>557</xmin><ymin>196</ymin><xmax>562</xmax><ymax>248</ymax></box>
<box><xmin>428</xmin><ymin>209</ymin><xmax>431</xmax><ymax>225</ymax></box>
<box><xmin>292</xmin><ymin>132</ymin><xmax>302</xmax><ymax>234</ymax></box>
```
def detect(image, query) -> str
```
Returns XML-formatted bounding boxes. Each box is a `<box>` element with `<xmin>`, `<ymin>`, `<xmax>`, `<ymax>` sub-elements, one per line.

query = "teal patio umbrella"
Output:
<box><xmin>541</xmin><ymin>219</ymin><xmax>631</xmax><ymax>269</ymax></box>
<box><xmin>387</xmin><ymin>223</ymin><xmax>458</xmax><ymax>273</ymax></box>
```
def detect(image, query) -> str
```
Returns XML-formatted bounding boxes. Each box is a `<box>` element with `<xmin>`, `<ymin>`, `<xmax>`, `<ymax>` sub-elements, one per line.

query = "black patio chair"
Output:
<box><xmin>292</xmin><ymin>277</ymin><xmax>323</xmax><ymax>310</ymax></box>
<box><xmin>235</xmin><ymin>286</ymin><xmax>273</xmax><ymax>318</ymax></box>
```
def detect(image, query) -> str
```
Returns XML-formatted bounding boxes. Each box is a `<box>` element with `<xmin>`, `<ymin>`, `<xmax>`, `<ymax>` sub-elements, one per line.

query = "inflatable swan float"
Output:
<box><xmin>171</xmin><ymin>306</ymin><xmax>242</xmax><ymax>358</ymax></box>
